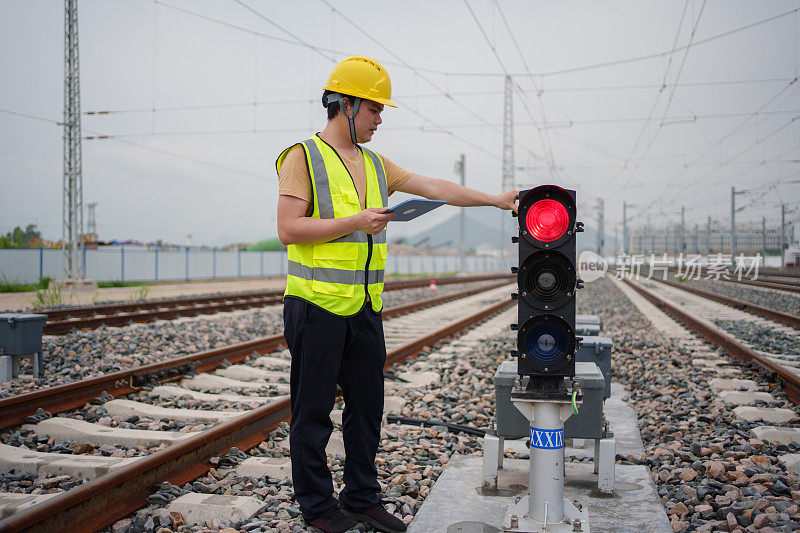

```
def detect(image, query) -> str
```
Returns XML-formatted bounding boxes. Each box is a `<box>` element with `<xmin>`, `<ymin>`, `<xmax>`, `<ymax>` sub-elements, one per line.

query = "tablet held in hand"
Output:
<box><xmin>386</xmin><ymin>199</ymin><xmax>446</xmax><ymax>222</ymax></box>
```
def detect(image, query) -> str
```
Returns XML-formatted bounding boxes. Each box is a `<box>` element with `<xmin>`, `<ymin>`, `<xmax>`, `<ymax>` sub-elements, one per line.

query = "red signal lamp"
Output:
<box><xmin>525</xmin><ymin>199</ymin><xmax>569</xmax><ymax>242</ymax></box>
<box><xmin>519</xmin><ymin>185</ymin><xmax>576</xmax><ymax>248</ymax></box>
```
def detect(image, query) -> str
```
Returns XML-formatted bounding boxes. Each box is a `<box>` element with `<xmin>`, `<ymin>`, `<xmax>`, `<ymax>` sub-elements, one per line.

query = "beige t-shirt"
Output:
<box><xmin>278</xmin><ymin>140</ymin><xmax>414</xmax><ymax>215</ymax></box>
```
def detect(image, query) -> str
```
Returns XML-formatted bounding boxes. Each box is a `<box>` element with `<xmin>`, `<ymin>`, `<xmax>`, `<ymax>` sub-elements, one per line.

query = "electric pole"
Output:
<box><xmin>680</xmin><ymin>206</ymin><xmax>685</xmax><ymax>253</ymax></box>
<box><xmin>501</xmin><ymin>75</ymin><xmax>515</xmax><ymax>254</ymax></box>
<box><xmin>87</xmin><ymin>202</ymin><xmax>97</xmax><ymax>238</ymax></box>
<box><xmin>707</xmin><ymin>216</ymin><xmax>711</xmax><ymax>255</ymax></box>
<box><xmin>762</xmin><ymin>217</ymin><xmax>767</xmax><ymax>262</ymax></box>
<box><xmin>730</xmin><ymin>186</ymin><xmax>736</xmax><ymax>264</ymax></box>
<box><xmin>781</xmin><ymin>204</ymin><xmax>786</xmax><ymax>268</ymax></box>
<box><xmin>622</xmin><ymin>201</ymin><xmax>627</xmax><ymax>255</ymax></box>
<box><xmin>597</xmin><ymin>198</ymin><xmax>604</xmax><ymax>255</ymax></box>
<box><xmin>63</xmin><ymin>0</ymin><xmax>84</xmax><ymax>280</ymax></box>
<box><xmin>456</xmin><ymin>154</ymin><xmax>466</xmax><ymax>272</ymax></box>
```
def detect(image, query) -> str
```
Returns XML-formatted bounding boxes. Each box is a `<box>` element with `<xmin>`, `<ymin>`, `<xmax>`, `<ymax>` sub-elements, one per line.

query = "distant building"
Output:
<box><xmin>627</xmin><ymin>222</ymin><xmax>795</xmax><ymax>255</ymax></box>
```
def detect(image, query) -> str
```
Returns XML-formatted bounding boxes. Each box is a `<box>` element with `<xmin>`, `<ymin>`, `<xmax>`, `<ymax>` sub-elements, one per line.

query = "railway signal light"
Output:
<box><xmin>511</xmin><ymin>185</ymin><xmax>583</xmax><ymax>378</ymax></box>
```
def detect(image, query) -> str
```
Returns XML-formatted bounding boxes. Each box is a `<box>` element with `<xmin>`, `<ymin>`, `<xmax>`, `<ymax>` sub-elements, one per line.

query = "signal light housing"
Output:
<box><xmin>514</xmin><ymin>185</ymin><xmax>581</xmax><ymax>378</ymax></box>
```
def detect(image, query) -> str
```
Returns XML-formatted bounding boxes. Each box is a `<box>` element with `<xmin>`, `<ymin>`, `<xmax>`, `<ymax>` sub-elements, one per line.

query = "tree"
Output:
<box><xmin>246</xmin><ymin>237</ymin><xmax>286</xmax><ymax>252</ymax></box>
<box><xmin>0</xmin><ymin>224</ymin><xmax>42</xmax><ymax>248</ymax></box>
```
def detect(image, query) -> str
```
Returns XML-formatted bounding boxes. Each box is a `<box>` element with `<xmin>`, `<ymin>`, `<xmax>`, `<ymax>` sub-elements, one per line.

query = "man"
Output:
<box><xmin>276</xmin><ymin>55</ymin><xmax>518</xmax><ymax>533</ymax></box>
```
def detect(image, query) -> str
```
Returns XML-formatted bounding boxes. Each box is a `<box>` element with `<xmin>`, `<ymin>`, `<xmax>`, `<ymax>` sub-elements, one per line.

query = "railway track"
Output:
<box><xmin>0</xmin><ymin>282</ymin><xmax>515</xmax><ymax>532</ymax></box>
<box><xmin>643</xmin><ymin>265</ymin><xmax>800</xmax><ymax>294</ymax></box>
<box><xmin>620</xmin><ymin>276</ymin><xmax>800</xmax><ymax>404</ymax></box>
<box><xmin>38</xmin><ymin>273</ymin><xmax>513</xmax><ymax>335</ymax></box>
<box><xmin>717</xmin><ymin>275</ymin><xmax>800</xmax><ymax>294</ymax></box>
<box><xmin>647</xmin><ymin>277</ymin><xmax>799</xmax><ymax>330</ymax></box>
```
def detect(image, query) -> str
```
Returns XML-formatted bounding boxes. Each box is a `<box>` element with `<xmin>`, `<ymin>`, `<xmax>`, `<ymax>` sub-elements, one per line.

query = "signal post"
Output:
<box><xmin>505</xmin><ymin>185</ymin><xmax>589</xmax><ymax>532</ymax></box>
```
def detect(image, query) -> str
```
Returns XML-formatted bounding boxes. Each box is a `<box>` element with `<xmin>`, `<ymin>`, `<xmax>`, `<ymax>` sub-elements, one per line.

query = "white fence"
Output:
<box><xmin>0</xmin><ymin>247</ymin><xmax>509</xmax><ymax>283</ymax></box>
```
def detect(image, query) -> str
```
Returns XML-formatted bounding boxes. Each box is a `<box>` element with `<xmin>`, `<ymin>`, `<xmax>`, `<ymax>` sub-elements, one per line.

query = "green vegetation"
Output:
<box><xmin>0</xmin><ymin>275</ymin><xmax>52</xmax><ymax>293</ymax></box>
<box><xmin>1</xmin><ymin>224</ymin><xmax>42</xmax><ymax>248</ymax></box>
<box><xmin>247</xmin><ymin>238</ymin><xmax>286</xmax><ymax>252</ymax></box>
<box><xmin>128</xmin><ymin>286</ymin><xmax>150</xmax><ymax>302</ymax></box>
<box><xmin>31</xmin><ymin>285</ymin><xmax>69</xmax><ymax>309</ymax></box>
<box><xmin>97</xmin><ymin>280</ymin><xmax>148</xmax><ymax>288</ymax></box>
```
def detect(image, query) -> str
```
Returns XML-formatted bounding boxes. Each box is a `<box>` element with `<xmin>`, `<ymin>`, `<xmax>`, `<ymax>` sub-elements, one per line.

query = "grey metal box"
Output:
<box><xmin>0</xmin><ymin>314</ymin><xmax>47</xmax><ymax>355</ymax></box>
<box><xmin>575</xmin><ymin>323</ymin><xmax>600</xmax><ymax>336</ymax></box>
<box><xmin>493</xmin><ymin>360</ymin><xmax>606</xmax><ymax>440</ymax></box>
<box><xmin>576</xmin><ymin>314</ymin><xmax>601</xmax><ymax>327</ymax></box>
<box><xmin>576</xmin><ymin>336</ymin><xmax>613</xmax><ymax>399</ymax></box>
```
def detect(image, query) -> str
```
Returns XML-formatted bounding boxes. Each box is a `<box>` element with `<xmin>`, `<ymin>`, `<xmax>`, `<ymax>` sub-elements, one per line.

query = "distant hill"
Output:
<box><xmin>402</xmin><ymin>207</ymin><xmax>617</xmax><ymax>254</ymax></box>
<box><xmin>399</xmin><ymin>208</ymin><xmax>505</xmax><ymax>250</ymax></box>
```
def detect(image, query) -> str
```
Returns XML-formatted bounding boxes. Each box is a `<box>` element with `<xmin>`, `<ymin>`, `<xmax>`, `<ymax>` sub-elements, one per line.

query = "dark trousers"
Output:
<box><xmin>283</xmin><ymin>297</ymin><xmax>386</xmax><ymax>520</ymax></box>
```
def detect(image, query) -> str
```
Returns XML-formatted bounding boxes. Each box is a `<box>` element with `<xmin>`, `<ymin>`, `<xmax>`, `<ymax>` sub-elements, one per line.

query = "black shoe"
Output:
<box><xmin>341</xmin><ymin>503</ymin><xmax>407</xmax><ymax>533</ymax></box>
<box><xmin>306</xmin><ymin>506</ymin><xmax>358</xmax><ymax>533</ymax></box>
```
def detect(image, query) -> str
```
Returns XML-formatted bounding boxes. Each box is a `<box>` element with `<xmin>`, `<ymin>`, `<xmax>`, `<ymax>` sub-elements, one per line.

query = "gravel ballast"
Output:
<box><xmin>5</xmin><ymin>276</ymin><xmax>800</xmax><ymax>532</ymax></box>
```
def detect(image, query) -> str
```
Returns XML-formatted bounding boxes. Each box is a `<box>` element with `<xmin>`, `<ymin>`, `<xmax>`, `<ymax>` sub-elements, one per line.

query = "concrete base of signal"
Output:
<box><xmin>408</xmin><ymin>381</ymin><xmax>671</xmax><ymax>532</ymax></box>
<box><xmin>407</xmin><ymin>456</ymin><xmax>669</xmax><ymax>533</ymax></box>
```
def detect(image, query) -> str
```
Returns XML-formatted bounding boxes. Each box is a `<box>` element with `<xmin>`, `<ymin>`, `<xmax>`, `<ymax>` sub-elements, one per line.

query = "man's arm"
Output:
<box><xmin>277</xmin><ymin>195</ymin><xmax>395</xmax><ymax>246</ymax></box>
<box><xmin>398</xmin><ymin>174</ymin><xmax>519</xmax><ymax>212</ymax></box>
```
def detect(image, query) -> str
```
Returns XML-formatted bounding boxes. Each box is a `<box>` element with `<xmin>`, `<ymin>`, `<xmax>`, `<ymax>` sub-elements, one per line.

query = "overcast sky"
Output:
<box><xmin>1</xmin><ymin>0</ymin><xmax>799</xmax><ymax>246</ymax></box>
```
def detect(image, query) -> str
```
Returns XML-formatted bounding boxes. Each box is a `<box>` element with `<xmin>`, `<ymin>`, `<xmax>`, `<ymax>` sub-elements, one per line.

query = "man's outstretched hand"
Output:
<box><xmin>495</xmin><ymin>189</ymin><xmax>520</xmax><ymax>213</ymax></box>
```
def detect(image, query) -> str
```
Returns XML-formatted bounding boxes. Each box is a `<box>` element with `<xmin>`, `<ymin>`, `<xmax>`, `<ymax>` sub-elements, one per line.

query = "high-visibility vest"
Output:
<box><xmin>276</xmin><ymin>134</ymin><xmax>388</xmax><ymax>316</ymax></box>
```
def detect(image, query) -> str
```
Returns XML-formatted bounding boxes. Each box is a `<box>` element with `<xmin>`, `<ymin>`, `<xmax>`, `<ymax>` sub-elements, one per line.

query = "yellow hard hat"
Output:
<box><xmin>324</xmin><ymin>56</ymin><xmax>397</xmax><ymax>108</ymax></box>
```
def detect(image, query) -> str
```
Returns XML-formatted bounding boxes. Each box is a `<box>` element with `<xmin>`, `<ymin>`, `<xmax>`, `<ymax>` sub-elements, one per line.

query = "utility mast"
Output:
<box><xmin>456</xmin><ymin>154</ymin><xmax>466</xmax><ymax>272</ymax></box>
<box><xmin>622</xmin><ymin>201</ymin><xmax>627</xmax><ymax>255</ymax></box>
<box><xmin>63</xmin><ymin>0</ymin><xmax>84</xmax><ymax>280</ymax></box>
<box><xmin>501</xmin><ymin>75</ymin><xmax>515</xmax><ymax>251</ymax></box>
<box><xmin>596</xmin><ymin>198</ymin><xmax>604</xmax><ymax>255</ymax></box>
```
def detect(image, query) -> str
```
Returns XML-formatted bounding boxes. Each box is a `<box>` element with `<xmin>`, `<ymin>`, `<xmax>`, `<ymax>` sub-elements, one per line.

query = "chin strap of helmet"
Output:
<box><xmin>324</xmin><ymin>92</ymin><xmax>361</xmax><ymax>145</ymax></box>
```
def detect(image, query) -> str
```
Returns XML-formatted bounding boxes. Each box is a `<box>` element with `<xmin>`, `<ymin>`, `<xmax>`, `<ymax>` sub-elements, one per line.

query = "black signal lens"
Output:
<box><xmin>519</xmin><ymin>250</ymin><xmax>576</xmax><ymax>310</ymax></box>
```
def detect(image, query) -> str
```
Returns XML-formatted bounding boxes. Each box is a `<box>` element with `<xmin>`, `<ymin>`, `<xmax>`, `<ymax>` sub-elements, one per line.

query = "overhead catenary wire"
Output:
<box><xmin>622</xmin><ymin>78</ymin><xmax>800</xmax><ymax>216</ymax></box>
<box><xmin>488</xmin><ymin>0</ymin><xmax>565</xmax><ymax>180</ymax></box>
<box><xmin>615</xmin><ymin>0</ymin><xmax>704</xmax><ymax>195</ymax></box>
<box><xmin>230</xmin><ymin>0</ymin><xmax>337</xmax><ymax>63</ymax></box>
<box><xmin>0</xmin><ymin>107</ymin><xmax>274</xmax><ymax>182</ymax></box>
<box><xmin>423</xmin><ymin>6</ymin><xmax>800</xmax><ymax>79</ymax></box>
<box><xmin>462</xmin><ymin>0</ymin><xmax>562</xmax><ymax>183</ymax></box>
<box><xmin>143</xmin><ymin>0</ymin><xmax>800</xmax><ymax>84</ymax></box>
<box><xmin>84</xmin><ymin>77</ymin><xmax>798</xmax><ymax>116</ymax></box>
<box><xmin>124</xmin><ymin>0</ymin><xmax>799</xmax><ymax>205</ymax></box>
<box><xmin>144</xmin><ymin>0</ymin><xmax>509</xmax><ymax>162</ymax></box>
<box><xmin>617</xmin><ymin>0</ymin><xmax>690</xmax><ymax>183</ymax></box>
<box><xmin>6</xmin><ymin>2</ymin><xmax>799</xmax><ymax>243</ymax></box>
<box><xmin>314</xmin><ymin>0</ymin><xmax>504</xmax><ymax>139</ymax></box>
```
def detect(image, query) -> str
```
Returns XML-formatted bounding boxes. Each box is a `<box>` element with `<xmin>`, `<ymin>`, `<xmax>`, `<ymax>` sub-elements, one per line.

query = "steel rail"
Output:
<box><xmin>43</xmin><ymin>296</ymin><xmax>284</xmax><ymax>334</ymax></box>
<box><xmin>0</xmin><ymin>290</ymin><xmax>515</xmax><ymax>533</ymax></box>
<box><xmin>717</xmin><ymin>276</ymin><xmax>800</xmax><ymax>294</ymax></box>
<box><xmin>649</xmin><ymin>278</ymin><xmax>799</xmax><ymax>329</ymax></box>
<box><xmin>38</xmin><ymin>274</ymin><xmax>514</xmax><ymax>334</ymax></box>
<box><xmin>652</xmin><ymin>266</ymin><xmax>800</xmax><ymax>293</ymax></box>
<box><xmin>622</xmin><ymin>278</ymin><xmax>800</xmax><ymax>405</ymax></box>
<box><xmin>757</xmin><ymin>267</ymin><xmax>800</xmax><ymax>279</ymax></box>
<box><xmin>0</xmin><ymin>281</ymin><xmax>511</xmax><ymax>429</ymax></box>
<box><xmin>42</xmin><ymin>291</ymin><xmax>284</xmax><ymax>321</ymax></box>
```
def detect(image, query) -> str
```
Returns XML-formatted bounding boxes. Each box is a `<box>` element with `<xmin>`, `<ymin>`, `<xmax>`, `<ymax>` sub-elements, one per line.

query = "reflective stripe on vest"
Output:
<box><xmin>278</xmin><ymin>135</ymin><xmax>389</xmax><ymax>316</ymax></box>
<box><xmin>288</xmin><ymin>260</ymin><xmax>385</xmax><ymax>285</ymax></box>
